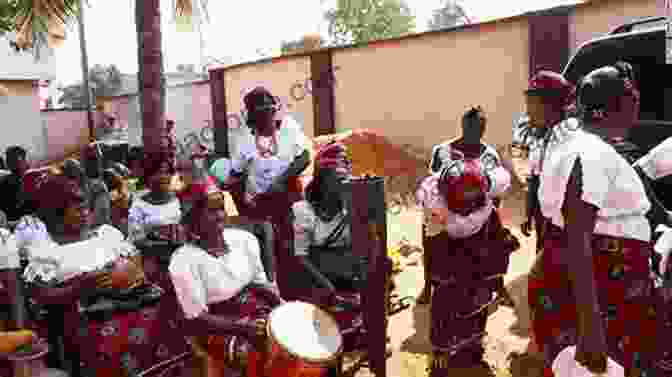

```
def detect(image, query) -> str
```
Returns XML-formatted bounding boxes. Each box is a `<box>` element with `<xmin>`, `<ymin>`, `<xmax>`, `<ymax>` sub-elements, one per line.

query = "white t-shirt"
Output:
<box><xmin>127</xmin><ymin>196</ymin><xmax>182</xmax><ymax>241</ymax></box>
<box><xmin>635</xmin><ymin>136</ymin><xmax>672</xmax><ymax>180</ymax></box>
<box><xmin>539</xmin><ymin>127</ymin><xmax>651</xmax><ymax>242</ymax></box>
<box><xmin>0</xmin><ymin>228</ymin><xmax>19</xmax><ymax>270</ymax></box>
<box><xmin>169</xmin><ymin>228</ymin><xmax>270</xmax><ymax>319</ymax></box>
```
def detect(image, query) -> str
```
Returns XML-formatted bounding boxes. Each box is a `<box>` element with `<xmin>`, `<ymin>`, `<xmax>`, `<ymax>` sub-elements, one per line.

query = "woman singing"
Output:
<box><xmin>169</xmin><ymin>186</ymin><xmax>282</xmax><ymax>377</ymax></box>
<box><xmin>416</xmin><ymin>159</ymin><xmax>518</xmax><ymax>376</ymax></box>
<box><xmin>527</xmin><ymin>63</ymin><xmax>659</xmax><ymax>377</ymax></box>
<box><xmin>18</xmin><ymin>174</ymin><xmax>154</xmax><ymax>377</ymax></box>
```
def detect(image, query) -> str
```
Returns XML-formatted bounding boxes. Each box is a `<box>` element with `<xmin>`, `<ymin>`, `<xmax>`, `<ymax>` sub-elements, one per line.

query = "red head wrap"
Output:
<box><xmin>34</xmin><ymin>174</ymin><xmax>85</xmax><ymax>212</ymax></box>
<box><xmin>314</xmin><ymin>141</ymin><xmax>352</xmax><ymax>178</ymax></box>
<box><xmin>144</xmin><ymin>151</ymin><xmax>176</xmax><ymax>180</ymax></box>
<box><xmin>526</xmin><ymin>70</ymin><xmax>575</xmax><ymax>109</ymax></box>
<box><xmin>437</xmin><ymin>159</ymin><xmax>489</xmax><ymax>211</ymax></box>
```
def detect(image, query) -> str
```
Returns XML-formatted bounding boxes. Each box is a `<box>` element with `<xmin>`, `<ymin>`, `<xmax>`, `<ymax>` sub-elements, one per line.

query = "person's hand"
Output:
<box><xmin>521</xmin><ymin>221</ymin><xmax>532</xmax><ymax>237</ymax></box>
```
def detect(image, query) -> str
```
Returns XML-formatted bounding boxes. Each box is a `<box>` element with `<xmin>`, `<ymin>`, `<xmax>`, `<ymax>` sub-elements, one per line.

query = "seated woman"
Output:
<box><xmin>291</xmin><ymin>142</ymin><xmax>371</xmax><ymax>340</ymax></box>
<box><xmin>416</xmin><ymin>159</ymin><xmax>518</xmax><ymax>376</ymax></box>
<box><xmin>17</xmin><ymin>174</ymin><xmax>160</xmax><ymax>377</ymax></box>
<box><xmin>169</xmin><ymin>186</ymin><xmax>282</xmax><ymax>377</ymax></box>
<box><xmin>103</xmin><ymin>163</ymin><xmax>132</xmax><ymax>236</ymax></box>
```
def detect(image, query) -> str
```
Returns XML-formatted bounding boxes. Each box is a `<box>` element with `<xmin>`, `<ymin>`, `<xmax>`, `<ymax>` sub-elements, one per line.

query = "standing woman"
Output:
<box><xmin>418</xmin><ymin>107</ymin><xmax>512</xmax><ymax>304</ymax></box>
<box><xmin>227</xmin><ymin>87</ymin><xmax>311</xmax><ymax>293</ymax></box>
<box><xmin>527</xmin><ymin>63</ymin><xmax>659</xmax><ymax>377</ymax></box>
<box><xmin>520</xmin><ymin>71</ymin><xmax>576</xmax><ymax>254</ymax></box>
<box><xmin>416</xmin><ymin>159</ymin><xmax>519</xmax><ymax>376</ymax></box>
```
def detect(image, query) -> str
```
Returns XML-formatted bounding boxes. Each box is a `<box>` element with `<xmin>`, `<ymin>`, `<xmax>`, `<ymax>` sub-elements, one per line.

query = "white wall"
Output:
<box><xmin>1</xmin><ymin>95</ymin><xmax>47</xmax><ymax>160</ymax></box>
<box><xmin>0</xmin><ymin>33</ymin><xmax>56</xmax><ymax>80</ymax></box>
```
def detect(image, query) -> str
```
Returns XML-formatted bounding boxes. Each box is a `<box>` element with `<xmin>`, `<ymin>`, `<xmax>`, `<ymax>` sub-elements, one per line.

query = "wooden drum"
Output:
<box><xmin>265</xmin><ymin>301</ymin><xmax>342</xmax><ymax>377</ymax></box>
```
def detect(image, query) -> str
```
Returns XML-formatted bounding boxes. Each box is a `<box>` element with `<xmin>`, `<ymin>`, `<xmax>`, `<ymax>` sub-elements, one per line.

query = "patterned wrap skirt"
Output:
<box><xmin>528</xmin><ymin>223</ymin><xmax>660</xmax><ymax>377</ymax></box>
<box><xmin>189</xmin><ymin>286</ymin><xmax>275</xmax><ymax>377</ymax></box>
<box><xmin>425</xmin><ymin>211</ymin><xmax>515</xmax><ymax>375</ymax></box>
<box><xmin>40</xmin><ymin>287</ymin><xmax>190</xmax><ymax>377</ymax></box>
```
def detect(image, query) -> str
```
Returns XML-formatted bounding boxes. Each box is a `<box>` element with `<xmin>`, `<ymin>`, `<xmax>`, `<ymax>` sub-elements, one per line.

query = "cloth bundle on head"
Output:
<box><xmin>34</xmin><ymin>173</ymin><xmax>84</xmax><ymax>214</ymax></box>
<box><xmin>437</xmin><ymin>159</ymin><xmax>489</xmax><ymax>211</ymax></box>
<box><xmin>526</xmin><ymin>70</ymin><xmax>575</xmax><ymax>110</ymax></box>
<box><xmin>314</xmin><ymin>141</ymin><xmax>352</xmax><ymax>178</ymax></box>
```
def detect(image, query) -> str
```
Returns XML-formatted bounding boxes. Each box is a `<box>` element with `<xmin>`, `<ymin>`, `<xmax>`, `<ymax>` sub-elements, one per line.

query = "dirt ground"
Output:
<box><xmin>364</xmin><ymin>158</ymin><xmax>537</xmax><ymax>377</ymax></box>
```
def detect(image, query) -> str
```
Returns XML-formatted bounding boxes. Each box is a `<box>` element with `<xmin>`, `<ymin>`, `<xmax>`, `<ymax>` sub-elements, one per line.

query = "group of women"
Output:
<box><xmin>0</xmin><ymin>85</ymin><xmax>374</xmax><ymax>377</ymax></box>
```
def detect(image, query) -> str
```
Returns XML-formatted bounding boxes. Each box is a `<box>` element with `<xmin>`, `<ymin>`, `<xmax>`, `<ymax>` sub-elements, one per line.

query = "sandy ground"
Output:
<box><xmin>363</xmin><ymin>158</ymin><xmax>537</xmax><ymax>377</ymax></box>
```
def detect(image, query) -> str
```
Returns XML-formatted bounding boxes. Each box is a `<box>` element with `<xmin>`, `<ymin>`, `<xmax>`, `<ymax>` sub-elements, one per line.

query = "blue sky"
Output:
<box><xmin>53</xmin><ymin>0</ymin><xmax>583</xmax><ymax>86</ymax></box>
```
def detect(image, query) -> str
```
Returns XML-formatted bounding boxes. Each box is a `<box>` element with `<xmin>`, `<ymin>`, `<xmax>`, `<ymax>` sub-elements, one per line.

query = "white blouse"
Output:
<box><xmin>291</xmin><ymin>201</ymin><xmax>351</xmax><ymax>257</ymax></box>
<box><xmin>169</xmin><ymin>228</ymin><xmax>270</xmax><ymax>320</ymax></box>
<box><xmin>634</xmin><ymin>137</ymin><xmax>672</xmax><ymax>181</ymax></box>
<box><xmin>22</xmin><ymin>224</ymin><xmax>138</xmax><ymax>285</ymax></box>
<box><xmin>233</xmin><ymin>116</ymin><xmax>310</xmax><ymax>195</ymax></box>
<box><xmin>0</xmin><ymin>229</ymin><xmax>19</xmax><ymax>270</ymax></box>
<box><xmin>127</xmin><ymin>196</ymin><xmax>182</xmax><ymax>241</ymax></box>
<box><xmin>538</xmin><ymin>126</ymin><xmax>651</xmax><ymax>242</ymax></box>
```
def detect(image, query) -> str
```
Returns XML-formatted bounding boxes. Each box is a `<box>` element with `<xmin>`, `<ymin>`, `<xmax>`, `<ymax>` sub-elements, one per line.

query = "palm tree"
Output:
<box><xmin>1</xmin><ymin>0</ymin><xmax>205</xmax><ymax>155</ymax></box>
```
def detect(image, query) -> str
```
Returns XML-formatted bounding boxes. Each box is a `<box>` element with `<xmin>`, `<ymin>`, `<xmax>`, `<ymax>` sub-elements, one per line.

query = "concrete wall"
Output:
<box><xmin>0</xmin><ymin>80</ymin><xmax>47</xmax><ymax>161</ymax></box>
<box><xmin>0</xmin><ymin>33</ymin><xmax>56</xmax><ymax>80</ymax></box>
<box><xmin>331</xmin><ymin>17</ymin><xmax>529</xmax><ymax>151</ymax></box>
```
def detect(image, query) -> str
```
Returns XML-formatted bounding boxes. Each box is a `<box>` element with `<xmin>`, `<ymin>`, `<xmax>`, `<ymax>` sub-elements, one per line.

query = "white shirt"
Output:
<box><xmin>634</xmin><ymin>136</ymin><xmax>672</xmax><ymax>180</ymax></box>
<box><xmin>22</xmin><ymin>224</ymin><xmax>137</xmax><ymax>284</ymax></box>
<box><xmin>291</xmin><ymin>200</ymin><xmax>351</xmax><ymax>257</ymax></box>
<box><xmin>0</xmin><ymin>228</ymin><xmax>19</xmax><ymax>270</ymax></box>
<box><xmin>169</xmin><ymin>228</ymin><xmax>269</xmax><ymax>319</ymax></box>
<box><xmin>127</xmin><ymin>196</ymin><xmax>182</xmax><ymax>241</ymax></box>
<box><xmin>539</xmin><ymin>126</ymin><xmax>651</xmax><ymax>242</ymax></box>
<box><xmin>232</xmin><ymin>116</ymin><xmax>310</xmax><ymax>195</ymax></box>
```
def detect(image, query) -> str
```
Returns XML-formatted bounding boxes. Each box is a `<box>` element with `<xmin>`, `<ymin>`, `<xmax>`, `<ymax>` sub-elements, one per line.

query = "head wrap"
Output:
<box><xmin>34</xmin><ymin>174</ymin><xmax>85</xmax><ymax>215</ymax></box>
<box><xmin>314</xmin><ymin>141</ymin><xmax>352</xmax><ymax>178</ymax></box>
<box><xmin>526</xmin><ymin>70</ymin><xmax>574</xmax><ymax>100</ymax></box>
<box><xmin>577</xmin><ymin>62</ymin><xmax>640</xmax><ymax>122</ymax></box>
<box><xmin>183</xmin><ymin>185</ymin><xmax>227</xmax><ymax>237</ymax></box>
<box><xmin>437</xmin><ymin>159</ymin><xmax>489</xmax><ymax>211</ymax></box>
<box><xmin>143</xmin><ymin>151</ymin><xmax>176</xmax><ymax>180</ymax></box>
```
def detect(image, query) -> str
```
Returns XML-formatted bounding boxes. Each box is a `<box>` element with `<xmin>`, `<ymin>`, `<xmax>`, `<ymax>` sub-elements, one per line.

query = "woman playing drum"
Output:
<box><xmin>416</xmin><ymin>159</ymin><xmax>518</xmax><ymax>376</ymax></box>
<box><xmin>169</xmin><ymin>185</ymin><xmax>283</xmax><ymax>377</ymax></box>
<box><xmin>17</xmin><ymin>174</ymin><xmax>158</xmax><ymax>377</ymax></box>
<box><xmin>527</xmin><ymin>63</ymin><xmax>660</xmax><ymax>377</ymax></box>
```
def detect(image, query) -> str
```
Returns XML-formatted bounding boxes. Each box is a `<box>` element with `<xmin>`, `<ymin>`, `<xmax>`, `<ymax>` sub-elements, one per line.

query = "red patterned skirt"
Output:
<box><xmin>424</xmin><ymin>211</ymin><xmax>515</xmax><ymax>376</ymax></box>
<box><xmin>528</xmin><ymin>223</ymin><xmax>660</xmax><ymax>377</ymax></box>
<box><xmin>190</xmin><ymin>286</ymin><xmax>275</xmax><ymax>377</ymax></box>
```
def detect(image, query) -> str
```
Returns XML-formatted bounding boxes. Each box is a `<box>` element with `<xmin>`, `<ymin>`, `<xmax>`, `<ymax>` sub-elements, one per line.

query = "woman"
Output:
<box><xmin>17</xmin><ymin>173</ymin><xmax>160</xmax><ymax>377</ymax></box>
<box><xmin>127</xmin><ymin>151</ymin><xmax>182</xmax><ymax>242</ymax></box>
<box><xmin>416</xmin><ymin>159</ymin><xmax>518</xmax><ymax>376</ymax></box>
<box><xmin>519</xmin><ymin>70</ymin><xmax>576</xmax><ymax>254</ymax></box>
<box><xmin>169</xmin><ymin>186</ymin><xmax>282</xmax><ymax>377</ymax></box>
<box><xmin>527</xmin><ymin>63</ymin><xmax>660</xmax><ymax>377</ymax></box>
<box><xmin>226</xmin><ymin>87</ymin><xmax>311</xmax><ymax>294</ymax></box>
<box><xmin>103</xmin><ymin>163</ymin><xmax>132</xmax><ymax>235</ymax></box>
<box><xmin>418</xmin><ymin>107</ymin><xmax>512</xmax><ymax>304</ymax></box>
<box><xmin>126</xmin><ymin>146</ymin><xmax>145</xmax><ymax>192</ymax></box>
<box><xmin>81</xmin><ymin>143</ymin><xmax>112</xmax><ymax>228</ymax></box>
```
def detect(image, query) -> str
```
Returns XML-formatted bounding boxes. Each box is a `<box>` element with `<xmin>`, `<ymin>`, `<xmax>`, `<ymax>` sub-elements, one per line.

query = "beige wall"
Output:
<box><xmin>223</xmin><ymin>56</ymin><xmax>315</xmax><ymax>139</ymax></box>
<box><xmin>569</xmin><ymin>0</ymin><xmax>662</xmax><ymax>54</ymax></box>
<box><xmin>332</xmin><ymin>18</ymin><xmax>529</xmax><ymax>150</ymax></box>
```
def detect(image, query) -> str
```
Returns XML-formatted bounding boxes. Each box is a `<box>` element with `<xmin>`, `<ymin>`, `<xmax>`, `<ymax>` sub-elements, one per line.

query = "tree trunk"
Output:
<box><xmin>136</xmin><ymin>0</ymin><xmax>166</xmax><ymax>155</ymax></box>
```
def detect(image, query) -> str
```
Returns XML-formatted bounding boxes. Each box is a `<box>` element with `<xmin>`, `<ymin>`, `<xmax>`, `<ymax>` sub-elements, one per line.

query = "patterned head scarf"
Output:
<box><xmin>34</xmin><ymin>173</ymin><xmax>86</xmax><ymax>218</ymax></box>
<box><xmin>314</xmin><ymin>141</ymin><xmax>352</xmax><ymax>178</ymax></box>
<box><xmin>437</xmin><ymin>159</ymin><xmax>489</xmax><ymax>211</ymax></box>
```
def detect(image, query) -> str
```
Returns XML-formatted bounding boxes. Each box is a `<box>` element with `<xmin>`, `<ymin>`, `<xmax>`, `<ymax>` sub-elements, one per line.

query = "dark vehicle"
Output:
<box><xmin>563</xmin><ymin>17</ymin><xmax>672</xmax><ymax>207</ymax></box>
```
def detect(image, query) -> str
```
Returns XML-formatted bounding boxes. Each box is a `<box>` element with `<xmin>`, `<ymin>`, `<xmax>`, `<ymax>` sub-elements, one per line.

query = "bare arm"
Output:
<box><xmin>563</xmin><ymin>159</ymin><xmax>607</xmax><ymax>374</ymax></box>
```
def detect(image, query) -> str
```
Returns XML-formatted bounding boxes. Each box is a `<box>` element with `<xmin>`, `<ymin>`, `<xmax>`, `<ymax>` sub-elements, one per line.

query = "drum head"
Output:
<box><xmin>268</xmin><ymin>301</ymin><xmax>342</xmax><ymax>363</ymax></box>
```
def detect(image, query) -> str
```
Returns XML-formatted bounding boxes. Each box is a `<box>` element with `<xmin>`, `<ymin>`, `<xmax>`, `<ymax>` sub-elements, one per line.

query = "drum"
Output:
<box><xmin>265</xmin><ymin>301</ymin><xmax>342</xmax><ymax>377</ymax></box>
